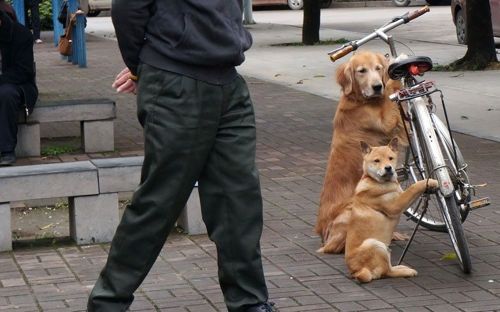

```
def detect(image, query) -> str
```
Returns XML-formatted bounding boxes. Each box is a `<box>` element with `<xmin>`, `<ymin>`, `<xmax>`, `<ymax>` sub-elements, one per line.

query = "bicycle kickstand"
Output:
<box><xmin>397</xmin><ymin>194</ymin><xmax>430</xmax><ymax>265</ymax></box>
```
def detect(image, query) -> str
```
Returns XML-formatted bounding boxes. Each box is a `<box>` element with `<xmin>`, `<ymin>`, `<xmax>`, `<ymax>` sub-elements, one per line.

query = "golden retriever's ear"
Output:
<box><xmin>336</xmin><ymin>62</ymin><xmax>353</xmax><ymax>96</ymax></box>
<box><xmin>376</xmin><ymin>53</ymin><xmax>390</xmax><ymax>85</ymax></box>
<box><xmin>360</xmin><ymin>141</ymin><xmax>372</xmax><ymax>155</ymax></box>
<box><xmin>388</xmin><ymin>137</ymin><xmax>399</xmax><ymax>152</ymax></box>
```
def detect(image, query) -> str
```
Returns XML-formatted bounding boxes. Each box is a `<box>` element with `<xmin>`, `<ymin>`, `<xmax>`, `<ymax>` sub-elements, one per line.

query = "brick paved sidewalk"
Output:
<box><xmin>2</xmin><ymin>33</ymin><xmax>500</xmax><ymax>311</ymax></box>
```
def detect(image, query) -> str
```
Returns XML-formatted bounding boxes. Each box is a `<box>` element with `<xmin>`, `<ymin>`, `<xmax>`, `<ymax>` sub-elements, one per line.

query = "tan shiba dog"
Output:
<box><xmin>345</xmin><ymin>138</ymin><xmax>438</xmax><ymax>283</ymax></box>
<box><xmin>316</xmin><ymin>51</ymin><xmax>408</xmax><ymax>254</ymax></box>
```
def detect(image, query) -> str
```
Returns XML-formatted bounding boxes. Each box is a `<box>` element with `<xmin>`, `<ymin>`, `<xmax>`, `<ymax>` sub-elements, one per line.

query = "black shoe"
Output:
<box><xmin>0</xmin><ymin>152</ymin><xmax>16</xmax><ymax>166</ymax></box>
<box><xmin>246</xmin><ymin>302</ymin><xmax>277</xmax><ymax>312</ymax></box>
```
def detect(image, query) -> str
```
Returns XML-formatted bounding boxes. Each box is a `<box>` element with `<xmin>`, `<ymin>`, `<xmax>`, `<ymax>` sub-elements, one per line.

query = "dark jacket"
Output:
<box><xmin>111</xmin><ymin>0</ymin><xmax>252</xmax><ymax>85</ymax></box>
<box><xmin>0</xmin><ymin>11</ymin><xmax>38</xmax><ymax>113</ymax></box>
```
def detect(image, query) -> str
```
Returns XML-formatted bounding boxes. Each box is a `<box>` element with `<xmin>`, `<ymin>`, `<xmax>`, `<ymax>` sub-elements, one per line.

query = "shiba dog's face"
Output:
<box><xmin>361</xmin><ymin>138</ymin><xmax>399</xmax><ymax>182</ymax></box>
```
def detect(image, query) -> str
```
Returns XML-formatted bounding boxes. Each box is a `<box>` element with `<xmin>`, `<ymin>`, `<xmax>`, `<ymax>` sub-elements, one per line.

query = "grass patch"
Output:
<box><xmin>432</xmin><ymin>61</ymin><xmax>500</xmax><ymax>72</ymax></box>
<box><xmin>440</xmin><ymin>252</ymin><xmax>458</xmax><ymax>261</ymax></box>
<box><xmin>12</xmin><ymin>237</ymin><xmax>74</xmax><ymax>249</ymax></box>
<box><xmin>272</xmin><ymin>38</ymin><xmax>350</xmax><ymax>47</ymax></box>
<box><xmin>41</xmin><ymin>145</ymin><xmax>77</xmax><ymax>156</ymax></box>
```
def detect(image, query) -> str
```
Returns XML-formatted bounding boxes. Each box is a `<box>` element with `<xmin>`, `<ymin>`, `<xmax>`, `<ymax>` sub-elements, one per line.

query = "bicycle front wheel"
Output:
<box><xmin>401</xmin><ymin>108</ymin><xmax>472</xmax><ymax>273</ymax></box>
<box><xmin>403</xmin><ymin>114</ymin><xmax>470</xmax><ymax>232</ymax></box>
<box><xmin>400</xmin><ymin>147</ymin><xmax>472</xmax><ymax>272</ymax></box>
<box><xmin>440</xmin><ymin>195</ymin><xmax>472</xmax><ymax>273</ymax></box>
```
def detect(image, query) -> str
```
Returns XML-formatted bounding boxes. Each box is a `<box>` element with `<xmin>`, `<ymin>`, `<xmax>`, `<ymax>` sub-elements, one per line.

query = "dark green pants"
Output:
<box><xmin>87</xmin><ymin>64</ymin><xmax>268</xmax><ymax>312</ymax></box>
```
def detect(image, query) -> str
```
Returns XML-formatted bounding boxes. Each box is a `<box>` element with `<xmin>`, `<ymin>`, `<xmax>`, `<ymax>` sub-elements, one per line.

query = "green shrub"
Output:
<box><xmin>40</xmin><ymin>0</ymin><xmax>53</xmax><ymax>31</ymax></box>
<box><xmin>6</xmin><ymin>0</ymin><xmax>54</xmax><ymax>30</ymax></box>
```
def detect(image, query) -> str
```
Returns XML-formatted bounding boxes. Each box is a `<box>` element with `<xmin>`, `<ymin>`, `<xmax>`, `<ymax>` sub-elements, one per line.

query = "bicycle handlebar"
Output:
<box><xmin>406</xmin><ymin>5</ymin><xmax>430</xmax><ymax>22</ymax></box>
<box><xmin>329</xmin><ymin>45</ymin><xmax>355</xmax><ymax>62</ymax></box>
<box><xmin>328</xmin><ymin>6</ymin><xmax>430</xmax><ymax>62</ymax></box>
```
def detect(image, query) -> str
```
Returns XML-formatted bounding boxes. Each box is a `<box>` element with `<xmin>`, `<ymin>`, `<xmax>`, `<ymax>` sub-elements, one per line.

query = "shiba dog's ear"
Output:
<box><xmin>337</xmin><ymin>62</ymin><xmax>353</xmax><ymax>96</ymax></box>
<box><xmin>388</xmin><ymin>137</ymin><xmax>399</xmax><ymax>152</ymax></box>
<box><xmin>360</xmin><ymin>141</ymin><xmax>372</xmax><ymax>155</ymax></box>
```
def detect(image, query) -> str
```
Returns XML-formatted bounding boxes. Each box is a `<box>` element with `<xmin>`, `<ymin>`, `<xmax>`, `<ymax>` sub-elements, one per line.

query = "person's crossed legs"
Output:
<box><xmin>0</xmin><ymin>83</ymin><xmax>22</xmax><ymax>166</ymax></box>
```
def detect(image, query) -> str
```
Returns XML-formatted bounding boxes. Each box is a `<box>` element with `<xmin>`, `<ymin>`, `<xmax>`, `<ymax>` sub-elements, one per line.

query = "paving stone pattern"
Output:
<box><xmin>2</xmin><ymin>34</ymin><xmax>500</xmax><ymax>311</ymax></box>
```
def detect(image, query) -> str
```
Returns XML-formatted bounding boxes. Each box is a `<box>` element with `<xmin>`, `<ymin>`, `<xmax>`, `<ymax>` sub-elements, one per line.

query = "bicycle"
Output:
<box><xmin>327</xmin><ymin>6</ymin><xmax>490</xmax><ymax>273</ymax></box>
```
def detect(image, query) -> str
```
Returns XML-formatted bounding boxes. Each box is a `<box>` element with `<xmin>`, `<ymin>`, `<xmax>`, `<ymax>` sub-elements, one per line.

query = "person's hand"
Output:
<box><xmin>112</xmin><ymin>67</ymin><xmax>137</xmax><ymax>94</ymax></box>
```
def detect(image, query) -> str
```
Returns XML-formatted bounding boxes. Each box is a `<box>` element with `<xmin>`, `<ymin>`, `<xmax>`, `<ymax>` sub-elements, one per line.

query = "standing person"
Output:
<box><xmin>87</xmin><ymin>1</ymin><xmax>275</xmax><ymax>312</ymax></box>
<box><xmin>24</xmin><ymin>0</ymin><xmax>42</xmax><ymax>43</ymax></box>
<box><xmin>0</xmin><ymin>9</ymin><xmax>37</xmax><ymax>165</ymax></box>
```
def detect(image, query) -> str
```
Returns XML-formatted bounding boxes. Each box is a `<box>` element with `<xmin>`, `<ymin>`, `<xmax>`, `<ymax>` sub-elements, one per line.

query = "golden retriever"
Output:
<box><xmin>316</xmin><ymin>51</ymin><xmax>407</xmax><ymax>254</ymax></box>
<box><xmin>345</xmin><ymin>139</ymin><xmax>438</xmax><ymax>283</ymax></box>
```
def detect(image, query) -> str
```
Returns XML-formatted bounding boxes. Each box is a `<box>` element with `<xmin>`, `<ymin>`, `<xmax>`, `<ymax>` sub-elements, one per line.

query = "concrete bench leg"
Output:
<box><xmin>0</xmin><ymin>203</ymin><xmax>12</xmax><ymax>252</ymax></box>
<box><xmin>81</xmin><ymin>120</ymin><xmax>114</xmax><ymax>153</ymax></box>
<box><xmin>177</xmin><ymin>187</ymin><xmax>207</xmax><ymax>235</ymax></box>
<box><xmin>69</xmin><ymin>193</ymin><xmax>119</xmax><ymax>245</ymax></box>
<box><xmin>15</xmin><ymin>123</ymin><xmax>41</xmax><ymax>157</ymax></box>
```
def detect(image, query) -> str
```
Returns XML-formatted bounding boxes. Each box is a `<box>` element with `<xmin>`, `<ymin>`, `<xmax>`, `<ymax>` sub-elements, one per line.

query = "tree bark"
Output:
<box><xmin>452</xmin><ymin>0</ymin><xmax>498</xmax><ymax>70</ymax></box>
<box><xmin>302</xmin><ymin>0</ymin><xmax>321</xmax><ymax>45</ymax></box>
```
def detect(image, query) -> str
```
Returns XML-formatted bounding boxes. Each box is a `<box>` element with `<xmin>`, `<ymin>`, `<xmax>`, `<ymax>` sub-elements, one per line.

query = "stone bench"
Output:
<box><xmin>89</xmin><ymin>157</ymin><xmax>205</xmax><ymax>237</ymax></box>
<box><xmin>0</xmin><ymin>161</ymin><xmax>101</xmax><ymax>251</ymax></box>
<box><xmin>16</xmin><ymin>98</ymin><xmax>116</xmax><ymax>157</ymax></box>
<box><xmin>0</xmin><ymin>157</ymin><xmax>205</xmax><ymax>252</ymax></box>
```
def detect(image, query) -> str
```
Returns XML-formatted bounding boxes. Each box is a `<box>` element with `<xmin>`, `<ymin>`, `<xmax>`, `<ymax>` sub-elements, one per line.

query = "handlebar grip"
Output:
<box><xmin>329</xmin><ymin>45</ymin><xmax>354</xmax><ymax>62</ymax></box>
<box><xmin>407</xmin><ymin>5</ymin><xmax>430</xmax><ymax>22</ymax></box>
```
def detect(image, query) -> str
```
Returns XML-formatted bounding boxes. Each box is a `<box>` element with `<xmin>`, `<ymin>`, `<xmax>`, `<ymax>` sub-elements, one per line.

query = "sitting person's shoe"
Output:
<box><xmin>0</xmin><ymin>152</ymin><xmax>16</xmax><ymax>166</ymax></box>
<box><xmin>246</xmin><ymin>302</ymin><xmax>277</xmax><ymax>312</ymax></box>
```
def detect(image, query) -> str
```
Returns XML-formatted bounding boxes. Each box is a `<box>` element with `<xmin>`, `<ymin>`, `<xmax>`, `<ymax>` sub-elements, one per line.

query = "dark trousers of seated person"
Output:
<box><xmin>0</xmin><ymin>84</ymin><xmax>22</xmax><ymax>153</ymax></box>
<box><xmin>88</xmin><ymin>65</ymin><xmax>269</xmax><ymax>312</ymax></box>
<box><xmin>24</xmin><ymin>0</ymin><xmax>41</xmax><ymax>40</ymax></box>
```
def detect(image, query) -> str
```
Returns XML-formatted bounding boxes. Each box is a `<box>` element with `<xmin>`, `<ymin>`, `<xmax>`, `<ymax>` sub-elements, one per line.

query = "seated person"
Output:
<box><xmin>0</xmin><ymin>9</ymin><xmax>38</xmax><ymax>166</ymax></box>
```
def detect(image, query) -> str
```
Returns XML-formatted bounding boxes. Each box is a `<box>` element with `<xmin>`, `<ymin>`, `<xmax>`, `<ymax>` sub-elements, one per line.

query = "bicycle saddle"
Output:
<box><xmin>388</xmin><ymin>56</ymin><xmax>433</xmax><ymax>80</ymax></box>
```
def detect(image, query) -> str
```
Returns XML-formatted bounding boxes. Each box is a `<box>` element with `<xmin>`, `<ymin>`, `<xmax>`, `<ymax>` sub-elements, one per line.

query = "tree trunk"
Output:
<box><xmin>302</xmin><ymin>0</ymin><xmax>320</xmax><ymax>45</ymax></box>
<box><xmin>452</xmin><ymin>0</ymin><xmax>498</xmax><ymax>70</ymax></box>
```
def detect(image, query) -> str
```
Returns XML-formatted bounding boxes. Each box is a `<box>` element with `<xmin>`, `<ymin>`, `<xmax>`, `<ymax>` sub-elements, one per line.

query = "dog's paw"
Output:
<box><xmin>389</xmin><ymin>265</ymin><xmax>418</xmax><ymax>278</ymax></box>
<box><xmin>408</xmin><ymin>268</ymin><xmax>418</xmax><ymax>277</ymax></box>
<box><xmin>316</xmin><ymin>247</ymin><xmax>325</xmax><ymax>253</ymax></box>
<box><xmin>392</xmin><ymin>232</ymin><xmax>410</xmax><ymax>241</ymax></box>
<box><xmin>426</xmin><ymin>179</ymin><xmax>439</xmax><ymax>190</ymax></box>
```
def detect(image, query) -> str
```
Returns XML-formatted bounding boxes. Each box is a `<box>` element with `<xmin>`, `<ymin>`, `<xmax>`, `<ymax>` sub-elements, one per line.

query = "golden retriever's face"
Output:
<box><xmin>361</xmin><ymin>138</ymin><xmax>399</xmax><ymax>182</ymax></box>
<box><xmin>336</xmin><ymin>51</ymin><xmax>389</xmax><ymax>99</ymax></box>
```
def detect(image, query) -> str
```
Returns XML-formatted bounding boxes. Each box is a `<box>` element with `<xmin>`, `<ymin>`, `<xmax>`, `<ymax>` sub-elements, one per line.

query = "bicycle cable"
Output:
<box><xmin>438</xmin><ymin>93</ymin><xmax>459</xmax><ymax>168</ymax></box>
<box><xmin>392</xmin><ymin>39</ymin><xmax>415</xmax><ymax>57</ymax></box>
<box><xmin>397</xmin><ymin>96</ymin><xmax>425</xmax><ymax>177</ymax></box>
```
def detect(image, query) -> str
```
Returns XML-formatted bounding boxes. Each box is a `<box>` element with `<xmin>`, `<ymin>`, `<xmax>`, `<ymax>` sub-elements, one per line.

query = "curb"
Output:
<box><xmin>331</xmin><ymin>1</ymin><xmax>395</xmax><ymax>8</ymax></box>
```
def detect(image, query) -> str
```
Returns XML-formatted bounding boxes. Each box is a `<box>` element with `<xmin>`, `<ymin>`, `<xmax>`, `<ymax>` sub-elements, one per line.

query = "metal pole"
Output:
<box><xmin>75</xmin><ymin>12</ymin><xmax>87</xmax><ymax>68</ymax></box>
<box><xmin>52</xmin><ymin>0</ymin><xmax>64</xmax><ymax>47</ymax></box>
<box><xmin>243</xmin><ymin>0</ymin><xmax>255</xmax><ymax>25</ymax></box>
<box><xmin>12</xmin><ymin>0</ymin><xmax>26</xmax><ymax>26</ymax></box>
<box><xmin>68</xmin><ymin>0</ymin><xmax>78</xmax><ymax>63</ymax></box>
